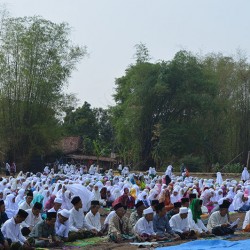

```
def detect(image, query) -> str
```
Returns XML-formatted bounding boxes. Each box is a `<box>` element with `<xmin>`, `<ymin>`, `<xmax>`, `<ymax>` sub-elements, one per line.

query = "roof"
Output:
<box><xmin>66</xmin><ymin>154</ymin><xmax>116</xmax><ymax>163</ymax></box>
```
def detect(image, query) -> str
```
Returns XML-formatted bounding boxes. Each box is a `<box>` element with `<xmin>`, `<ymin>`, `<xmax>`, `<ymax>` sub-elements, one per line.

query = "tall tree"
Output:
<box><xmin>0</xmin><ymin>16</ymin><xmax>85</xmax><ymax>168</ymax></box>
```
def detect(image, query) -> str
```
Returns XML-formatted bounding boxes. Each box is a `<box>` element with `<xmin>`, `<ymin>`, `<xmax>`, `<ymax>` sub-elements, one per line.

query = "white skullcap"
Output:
<box><xmin>179</xmin><ymin>207</ymin><xmax>188</xmax><ymax>214</ymax></box>
<box><xmin>54</xmin><ymin>198</ymin><xmax>62</xmax><ymax>204</ymax></box>
<box><xmin>58</xmin><ymin>209</ymin><xmax>70</xmax><ymax>219</ymax></box>
<box><xmin>143</xmin><ymin>207</ymin><xmax>154</xmax><ymax>215</ymax></box>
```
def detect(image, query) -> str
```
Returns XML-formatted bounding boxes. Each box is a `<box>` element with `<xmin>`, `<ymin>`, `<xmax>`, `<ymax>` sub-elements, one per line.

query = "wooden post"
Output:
<box><xmin>247</xmin><ymin>151</ymin><xmax>250</xmax><ymax>169</ymax></box>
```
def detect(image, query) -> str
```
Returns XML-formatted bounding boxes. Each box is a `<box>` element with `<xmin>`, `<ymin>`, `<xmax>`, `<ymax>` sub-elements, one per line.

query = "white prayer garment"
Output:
<box><xmin>169</xmin><ymin>214</ymin><xmax>190</xmax><ymax>233</ymax></box>
<box><xmin>85</xmin><ymin>210</ymin><xmax>102</xmax><ymax>231</ymax></box>
<box><xmin>69</xmin><ymin>207</ymin><xmax>95</xmax><ymax>232</ymax></box>
<box><xmin>134</xmin><ymin>217</ymin><xmax>156</xmax><ymax>236</ymax></box>
<box><xmin>2</xmin><ymin>217</ymin><xmax>27</xmax><ymax>245</ymax></box>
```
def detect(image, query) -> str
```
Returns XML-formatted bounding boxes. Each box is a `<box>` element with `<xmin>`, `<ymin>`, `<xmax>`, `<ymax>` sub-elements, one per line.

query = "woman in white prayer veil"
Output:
<box><xmin>61</xmin><ymin>190</ymin><xmax>73</xmax><ymax>210</ymax></box>
<box><xmin>232</xmin><ymin>191</ymin><xmax>244</xmax><ymax>211</ymax></box>
<box><xmin>215</xmin><ymin>172</ymin><xmax>223</xmax><ymax>185</ymax></box>
<box><xmin>15</xmin><ymin>188</ymin><xmax>26</xmax><ymax>204</ymax></box>
<box><xmin>66</xmin><ymin>183</ymin><xmax>94</xmax><ymax>212</ymax></box>
<box><xmin>3</xmin><ymin>188</ymin><xmax>11</xmax><ymax>199</ymax></box>
<box><xmin>112</xmin><ymin>187</ymin><xmax>121</xmax><ymax>200</ymax></box>
<box><xmin>148</xmin><ymin>189</ymin><xmax>158</xmax><ymax>201</ymax></box>
<box><xmin>5</xmin><ymin>193</ymin><xmax>18</xmax><ymax>218</ymax></box>
<box><xmin>52</xmin><ymin>182</ymin><xmax>62</xmax><ymax>195</ymax></box>
<box><xmin>241</xmin><ymin>167</ymin><xmax>250</xmax><ymax>182</ymax></box>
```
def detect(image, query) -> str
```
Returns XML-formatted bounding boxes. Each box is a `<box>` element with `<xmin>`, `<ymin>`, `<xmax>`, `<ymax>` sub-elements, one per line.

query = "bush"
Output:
<box><xmin>222</xmin><ymin>163</ymin><xmax>243</xmax><ymax>173</ymax></box>
<box><xmin>179</xmin><ymin>154</ymin><xmax>205</xmax><ymax>172</ymax></box>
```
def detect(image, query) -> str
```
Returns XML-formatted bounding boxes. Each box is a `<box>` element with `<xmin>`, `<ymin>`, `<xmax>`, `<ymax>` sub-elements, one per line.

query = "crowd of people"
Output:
<box><xmin>0</xmin><ymin>162</ymin><xmax>249</xmax><ymax>249</ymax></box>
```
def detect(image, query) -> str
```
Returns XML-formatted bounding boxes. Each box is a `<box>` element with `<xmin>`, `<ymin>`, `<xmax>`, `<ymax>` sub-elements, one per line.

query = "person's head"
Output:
<box><xmin>32</xmin><ymin>202</ymin><xmax>42</xmax><ymax>216</ymax></box>
<box><xmin>0</xmin><ymin>191</ymin><xmax>3</xmax><ymax>200</ymax></box>
<box><xmin>219</xmin><ymin>200</ymin><xmax>231</xmax><ymax>217</ymax></box>
<box><xmin>173</xmin><ymin>202</ymin><xmax>182</xmax><ymax>214</ymax></box>
<box><xmin>143</xmin><ymin>207</ymin><xmax>154</xmax><ymax>222</ymax></box>
<box><xmin>155</xmin><ymin>202</ymin><xmax>166</xmax><ymax>217</ymax></box>
<box><xmin>58</xmin><ymin>209</ymin><xmax>70</xmax><ymax>224</ymax></box>
<box><xmin>173</xmin><ymin>189</ymin><xmax>179</xmax><ymax>196</ymax></box>
<box><xmin>179</xmin><ymin>207</ymin><xmax>188</xmax><ymax>219</ymax></box>
<box><xmin>90</xmin><ymin>200</ymin><xmax>100</xmax><ymax>215</ymax></box>
<box><xmin>94</xmin><ymin>185</ymin><xmax>99</xmax><ymax>192</ymax></box>
<box><xmin>53</xmin><ymin>198</ymin><xmax>62</xmax><ymax>211</ymax></box>
<box><xmin>189</xmin><ymin>193</ymin><xmax>197</xmax><ymax>203</ymax></box>
<box><xmin>124</xmin><ymin>188</ymin><xmax>129</xmax><ymax>195</ymax></box>
<box><xmin>15</xmin><ymin>209</ymin><xmax>29</xmax><ymax>224</ymax></box>
<box><xmin>46</xmin><ymin>212</ymin><xmax>57</xmax><ymax>227</ymax></box>
<box><xmin>114</xmin><ymin>203</ymin><xmax>126</xmax><ymax>218</ymax></box>
<box><xmin>135</xmin><ymin>201</ymin><xmax>146</xmax><ymax>215</ymax></box>
<box><xmin>26</xmin><ymin>191</ymin><xmax>33</xmax><ymax>205</ymax></box>
<box><xmin>181</xmin><ymin>197</ymin><xmax>190</xmax><ymax>208</ymax></box>
<box><xmin>0</xmin><ymin>200</ymin><xmax>5</xmax><ymax>212</ymax></box>
<box><xmin>71</xmin><ymin>196</ymin><xmax>82</xmax><ymax>210</ymax></box>
<box><xmin>150</xmin><ymin>200</ymin><xmax>159</xmax><ymax>211</ymax></box>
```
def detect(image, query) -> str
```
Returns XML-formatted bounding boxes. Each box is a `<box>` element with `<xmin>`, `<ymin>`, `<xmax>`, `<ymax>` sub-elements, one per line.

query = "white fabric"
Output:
<box><xmin>55</xmin><ymin>217</ymin><xmax>69</xmax><ymax>238</ymax></box>
<box><xmin>69</xmin><ymin>207</ymin><xmax>95</xmax><ymax>232</ymax></box>
<box><xmin>21</xmin><ymin>209</ymin><xmax>42</xmax><ymax>228</ymax></box>
<box><xmin>207</xmin><ymin>211</ymin><xmax>229</xmax><ymax>231</ymax></box>
<box><xmin>169</xmin><ymin>214</ymin><xmax>190</xmax><ymax>233</ymax></box>
<box><xmin>134</xmin><ymin>217</ymin><xmax>156</xmax><ymax>236</ymax></box>
<box><xmin>2</xmin><ymin>217</ymin><xmax>26</xmax><ymax>244</ymax></box>
<box><xmin>85</xmin><ymin>211</ymin><xmax>102</xmax><ymax>231</ymax></box>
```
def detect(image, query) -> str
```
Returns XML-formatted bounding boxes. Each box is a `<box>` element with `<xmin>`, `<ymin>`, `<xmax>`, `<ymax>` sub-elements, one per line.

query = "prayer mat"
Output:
<box><xmin>65</xmin><ymin>236</ymin><xmax>106</xmax><ymax>247</ymax></box>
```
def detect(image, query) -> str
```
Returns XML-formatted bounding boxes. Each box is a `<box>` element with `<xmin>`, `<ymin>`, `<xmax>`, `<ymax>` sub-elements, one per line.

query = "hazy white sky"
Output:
<box><xmin>4</xmin><ymin>0</ymin><xmax>250</xmax><ymax>108</ymax></box>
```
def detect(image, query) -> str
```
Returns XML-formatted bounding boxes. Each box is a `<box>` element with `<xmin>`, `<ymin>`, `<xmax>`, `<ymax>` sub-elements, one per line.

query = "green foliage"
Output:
<box><xmin>179</xmin><ymin>155</ymin><xmax>205</xmax><ymax>172</ymax></box>
<box><xmin>0</xmin><ymin>15</ymin><xmax>85</xmax><ymax>168</ymax></box>
<box><xmin>112</xmin><ymin>46</ymin><xmax>250</xmax><ymax>170</ymax></box>
<box><xmin>222</xmin><ymin>163</ymin><xmax>243</xmax><ymax>173</ymax></box>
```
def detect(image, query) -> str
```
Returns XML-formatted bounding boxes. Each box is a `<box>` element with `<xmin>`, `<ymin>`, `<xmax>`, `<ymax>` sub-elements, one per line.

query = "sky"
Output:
<box><xmin>4</xmin><ymin>0</ymin><xmax>250</xmax><ymax>108</ymax></box>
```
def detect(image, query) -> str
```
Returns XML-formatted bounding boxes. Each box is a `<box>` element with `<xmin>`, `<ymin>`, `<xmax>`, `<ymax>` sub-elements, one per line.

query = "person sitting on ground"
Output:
<box><xmin>21</xmin><ymin>202</ymin><xmax>43</xmax><ymax>236</ymax></box>
<box><xmin>153</xmin><ymin>202</ymin><xmax>180</xmax><ymax>240</ymax></box>
<box><xmin>108</xmin><ymin>203</ymin><xmax>132</xmax><ymax>243</ymax></box>
<box><xmin>2</xmin><ymin>209</ymin><xmax>33</xmax><ymax>249</ymax></box>
<box><xmin>189</xmin><ymin>199</ymin><xmax>210</xmax><ymax>236</ymax></box>
<box><xmin>166</xmin><ymin>202</ymin><xmax>182</xmax><ymax>220</ymax></box>
<box><xmin>207</xmin><ymin>199</ymin><xmax>236</xmax><ymax>236</ymax></box>
<box><xmin>129</xmin><ymin>201</ymin><xmax>146</xmax><ymax>229</ymax></box>
<box><xmin>150</xmin><ymin>199</ymin><xmax>159</xmax><ymax>214</ymax></box>
<box><xmin>169</xmin><ymin>207</ymin><xmax>197</xmax><ymax>240</ymax></box>
<box><xmin>0</xmin><ymin>200</ymin><xmax>9</xmax><ymax>249</ymax></box>
<box><xmin>134</xmin><ymin>207</ymin><xmax>157</xmax><ymax>242</ymax></box>
<box><xmin>19</xmin><ymin>190</ymin><xmax>34</xmax><ymax>210</ymax></box>
<box><xmin>68</xmin><ymin>196</ymin><xmax>98</xmax><ymax>241</ymax></box>
<box><xmin>29</xmin><ymin>211</ymin><xmax>62</xmax><ymax>247</ymax></box>
<box><xmin>48</xmin><ymin>197</ymin><xmax>62</xmax><ymax>213</ymax></box>
<box><xmin>55</xmin><ymin>209</ymin><xmax>70</xmax><ymax>241</ymax></box>
<box><xmin>85</xmin><ymin>200</ymin><xmax>103</xmax><ymax>235</ymax></box>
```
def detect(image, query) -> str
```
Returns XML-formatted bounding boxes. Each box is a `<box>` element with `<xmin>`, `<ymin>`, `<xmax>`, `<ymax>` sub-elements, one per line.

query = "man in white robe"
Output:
<box><xmin>207</xmin><ymin>199</ymin><xmax>236</xmax><ymax>235</ymax></box>
<box><xmin>85</xmin><ymin>200</ymin><xmax>102</xmax><ymax>234</ymax></box>
<box><xmin>19</xmin><ymin>191</ymin><xmax>34</xmax><ymax>210</ymax></box>
<box><xmin>2</xmin><ymin>209</ymin><xmax>31</xmax><ymax>248</ymax></box>
<box><xmin>21</xmin><ymin>202</ymin><xmax>43</xmax><ymax>236</ymax></box>
<box><xmin>169</xmin><ymin>207</ymin><xmax>196</xmax><ymax>239</ymax></box>
<box><xmin>55</xmin><ymin>209</ymin><xmax>70</xmax><ymax>241</ymax></box>
<box><xmin>68</xmin><ymin>196</ymin><xmax>98</xmax><ymax>241</ymax></box>
<box><xmin>134</xmin><ymin>207</ymin><xmax>157</xmax><ymax>241</ymax></box>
